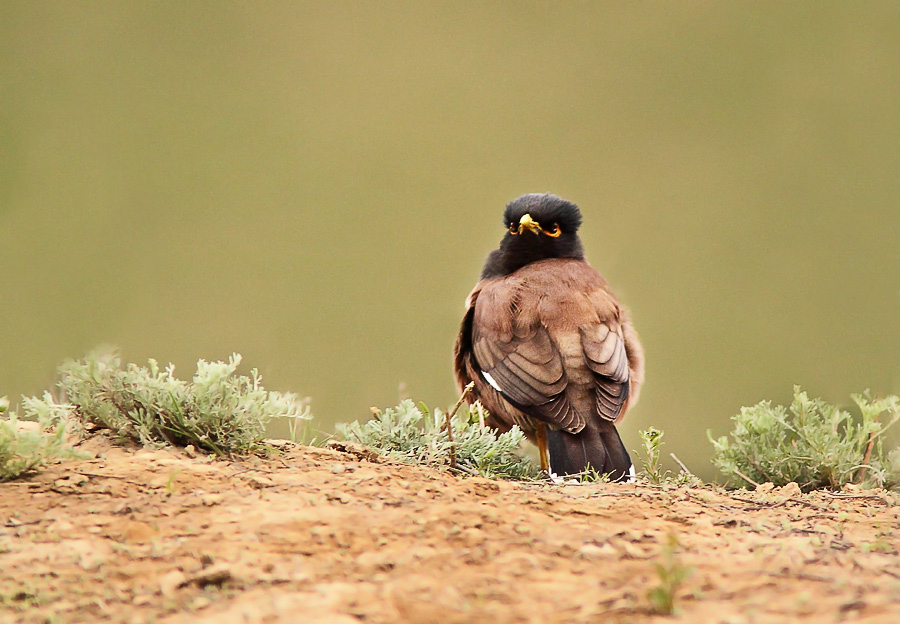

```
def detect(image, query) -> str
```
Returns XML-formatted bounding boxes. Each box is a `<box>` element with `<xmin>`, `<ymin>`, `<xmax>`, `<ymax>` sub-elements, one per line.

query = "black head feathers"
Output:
<box><xmin>481</xmin><ymin>193</ymin><xmax>586</xmax><ymax>279</ymax></box>
<box><xmin>502</xmin><ymin>193</ymin><xmax>583</xmax><ymax>233</ymax></box>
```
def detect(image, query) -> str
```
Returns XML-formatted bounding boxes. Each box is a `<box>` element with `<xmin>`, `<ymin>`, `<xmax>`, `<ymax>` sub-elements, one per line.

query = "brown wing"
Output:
<box><xmin>472</xmin><ymin>320</ymin><xmax>583</xmax><ymax>432</ymax></box>
<box><xmin>454</xmin><ymin>282</ymin><xmax>535</xmax><ymax>434</ymax></box>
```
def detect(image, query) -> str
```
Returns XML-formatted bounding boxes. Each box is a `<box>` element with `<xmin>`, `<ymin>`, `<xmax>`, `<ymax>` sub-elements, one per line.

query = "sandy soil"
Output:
<box><xmin>2</xmin><ymin>436</ymin><xmax>900</xmax><ymax>624</ymax></box>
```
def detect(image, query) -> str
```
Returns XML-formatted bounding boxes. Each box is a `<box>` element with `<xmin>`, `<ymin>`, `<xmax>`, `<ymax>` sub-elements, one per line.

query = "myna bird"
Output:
<box><xmin>454</xmin><ymin>193</ymin><xmax>644</xmax><ymax>480</ymax></box>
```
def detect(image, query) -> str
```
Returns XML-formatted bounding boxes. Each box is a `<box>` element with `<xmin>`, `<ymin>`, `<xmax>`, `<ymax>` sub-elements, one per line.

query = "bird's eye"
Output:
<box><xmin>543</xmin><ymin>223</ymin><xmax>561</xmax><ymax>238</ymax></box>
<box><xmin>508</xmin><ymin>223</ymin><xmax>518</xmax><ymax>235</ymax></box>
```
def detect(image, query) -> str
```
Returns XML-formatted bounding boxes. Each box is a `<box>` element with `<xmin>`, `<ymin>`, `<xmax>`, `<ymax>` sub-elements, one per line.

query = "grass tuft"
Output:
<box><xmin>634</xmin><ymin>427</ymin><xmax>696</xmax><ymax>486</ymax></box>
<box><xmin>647</xmin><ymin>533</ymin><xmax>692</xmax><ymax>615</ymax></box>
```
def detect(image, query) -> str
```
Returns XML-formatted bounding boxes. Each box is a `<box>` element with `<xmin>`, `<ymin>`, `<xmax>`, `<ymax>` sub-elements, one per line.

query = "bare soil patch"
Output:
<box><xmin>2</xmin><ymin>437</ymin><xmax>900</xmax><ymax>624</ymax></box>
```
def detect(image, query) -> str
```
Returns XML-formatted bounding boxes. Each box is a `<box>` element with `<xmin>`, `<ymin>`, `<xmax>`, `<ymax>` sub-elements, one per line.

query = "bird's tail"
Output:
<box><xmin>545</xmin><ymin>420</ymin><xmax>633</xmax><ymax>481</ymax></box>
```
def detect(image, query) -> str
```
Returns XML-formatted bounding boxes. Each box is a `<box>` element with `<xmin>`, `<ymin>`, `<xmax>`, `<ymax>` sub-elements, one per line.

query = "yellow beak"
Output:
<box><xmin>518</xmin><ymin>213</ymin><xmax>542</xmax><ymax>235</ymax></box>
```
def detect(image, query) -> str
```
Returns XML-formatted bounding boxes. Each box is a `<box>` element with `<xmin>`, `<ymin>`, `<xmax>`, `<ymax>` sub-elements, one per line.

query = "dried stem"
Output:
<box><xmin>444</xmin><ymin>382</ymin><xmax>474</xmax><ymax>469</ymax></box>
<box><xmin>669</xmin><ymin>453</ymin><xmax>693</xmax><ymax>476</ymax></box>
<box><xmin>858</xmin><ymin>414</ymin><xmax>879</xmax><ymax>482</ymax></box>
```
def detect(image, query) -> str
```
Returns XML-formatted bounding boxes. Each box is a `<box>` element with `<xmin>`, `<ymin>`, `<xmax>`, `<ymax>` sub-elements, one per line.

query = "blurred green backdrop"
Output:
<box><xmin>2</xmin><ymin>2</ymin><xmax>899</xmax><ymax>478</ymax></box>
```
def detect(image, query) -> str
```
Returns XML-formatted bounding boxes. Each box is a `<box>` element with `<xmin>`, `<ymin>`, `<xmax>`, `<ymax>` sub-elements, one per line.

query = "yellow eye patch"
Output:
<box><xmin>542</xmin><ymin>224</ymin><xmax>561</xmax><ymax>237</ymax></box>
<box><xmin>508</xmin><ymin>214</ymin><xmax>561</xmax><ymax>237</ymax></box>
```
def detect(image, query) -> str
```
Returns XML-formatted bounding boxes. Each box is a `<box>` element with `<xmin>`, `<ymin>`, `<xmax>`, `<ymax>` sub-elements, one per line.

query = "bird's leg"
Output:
<box><xmin>536</xmin><ymin>424</ymin><xmax>550</xmax><ymax>473</ymax></box>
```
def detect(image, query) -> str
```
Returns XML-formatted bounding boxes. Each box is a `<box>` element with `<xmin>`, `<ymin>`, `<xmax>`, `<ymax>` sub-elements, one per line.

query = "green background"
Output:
<box><xmin>3</xmin><ymin>2</ymin><xmax>899</xmax><ymax>478</ymax></box>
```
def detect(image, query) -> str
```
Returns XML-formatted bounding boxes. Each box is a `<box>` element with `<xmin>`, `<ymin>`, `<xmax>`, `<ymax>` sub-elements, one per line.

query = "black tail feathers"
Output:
<box><xmin>545</xmin><ymin>420</ymin><xmax>633</xmax><ymax>482</ymax></box>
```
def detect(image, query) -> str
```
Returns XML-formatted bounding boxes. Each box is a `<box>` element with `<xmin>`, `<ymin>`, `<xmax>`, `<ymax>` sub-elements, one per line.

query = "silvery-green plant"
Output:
<box><xmin>710</xmin><ymin>386</ymin><xmax>900</xmax><ymax>491</ymax></box>
<box><xmin>33</xmin><ymin>351</ymin><xmax>311</xmax><ymax>456</ymax></box>
<box><xmin>337</xmin><ymin>399</ymin><xmax>542</xmax><ymax>480</ymax></box>
<box><xmin>0</xmin><ymin>395</ymin><xmax>81</xmax><ymax>481</ymax></box>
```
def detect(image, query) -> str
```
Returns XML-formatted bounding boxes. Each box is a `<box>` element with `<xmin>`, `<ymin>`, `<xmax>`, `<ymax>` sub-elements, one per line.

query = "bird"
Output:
<box><xmin>454</xmin><ymin>193</ymin><xmax>644</xmax><ymax>480</ymax></box>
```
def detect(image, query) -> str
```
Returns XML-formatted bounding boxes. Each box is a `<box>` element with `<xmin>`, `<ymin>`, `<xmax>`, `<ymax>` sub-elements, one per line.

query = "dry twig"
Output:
<box><xmin>732</xmin><ymin>469</ymin><xmax>761</xmax><ymax>488</ymax></box>
<box><xmin>670</xmin><ymin>453</ymin><xmax>693</xmax><ymax>476</ymax></box>
<box><xmin>443</xmin><ymin>382</ymin><xmax>474</xmax><ymax>469</ymax></box>
<box><xmin>823</xmin><ymin>492</ymin><xmax>888</xmax><ymax>502</ymax></box>
<box><xmin>858</xmin><ymin>413</ymin><xmax>879</xmax><ymax>482</ymax></box>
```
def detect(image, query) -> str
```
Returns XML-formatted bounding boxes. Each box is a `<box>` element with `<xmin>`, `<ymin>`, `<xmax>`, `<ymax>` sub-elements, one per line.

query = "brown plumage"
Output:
<box><xmin>454</xmin><ymin>193</ymin><xmax>644</xmax><ymax>480</ymax></box>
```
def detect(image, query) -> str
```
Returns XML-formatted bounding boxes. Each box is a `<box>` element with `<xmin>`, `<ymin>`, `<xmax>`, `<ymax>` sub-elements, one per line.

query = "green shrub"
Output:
<box><xmin>337</xmin><ymin>399</ymin><xmax>542</xmax><ymax>480</ymax></box>
<box><xmin>30</xmin><ymin>351</ymin><xmax>311</xmax><ymax>456</ymax></box>
<box><xmin>0</xmin><ymin>396</ymin><xmax>81</xmax><ymax>481</ymax></box>
<box><xmin>709</xmin><ymin>386</ymin><xmax>900</xmax><ymax>491</ymax></box>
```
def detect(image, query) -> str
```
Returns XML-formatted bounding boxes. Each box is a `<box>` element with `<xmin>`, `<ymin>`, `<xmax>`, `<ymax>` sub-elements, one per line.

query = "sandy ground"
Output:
<box><xmin>2</xmin><ymin>436</ymin><xmax>900</xmax><ymax>624</ymax></box>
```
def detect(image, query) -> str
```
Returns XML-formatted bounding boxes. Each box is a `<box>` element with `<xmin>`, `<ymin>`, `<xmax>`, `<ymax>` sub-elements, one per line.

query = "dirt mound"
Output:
<box><xmin>2</xmin><ymin>436</ymin><xmax>900</xmax><ymax>623</ymax></box>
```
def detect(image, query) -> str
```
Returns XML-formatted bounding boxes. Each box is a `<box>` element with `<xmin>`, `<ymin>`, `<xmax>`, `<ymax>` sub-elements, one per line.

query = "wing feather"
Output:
<box><xmin>473</xmin><ymin>326</ymin><xmax>567</xmax><ymax>404</ymax></box>
<box><xmin>472</xmin><ymin>301</ymin><xmax>583</xmax><ymax>432</ymax></box>
<box><xmin>581</xmin><ymin>324</ymin><xmax>631</xmax><ymax>421</ymax></box>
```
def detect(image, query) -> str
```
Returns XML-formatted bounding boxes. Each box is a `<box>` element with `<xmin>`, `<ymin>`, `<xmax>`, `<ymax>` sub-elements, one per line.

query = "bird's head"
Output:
<box><xmin>481</xmin><ymin>193</ymin><xmax>585</xmax><ymax>278</ymax></box>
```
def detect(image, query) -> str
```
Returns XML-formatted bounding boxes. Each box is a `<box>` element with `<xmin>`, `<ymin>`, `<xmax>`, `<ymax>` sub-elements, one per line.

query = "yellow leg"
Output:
<box><xmin>536</xmin><ymin>424</ymin><xmax>549</xmax><ymax>473</ymax></box>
